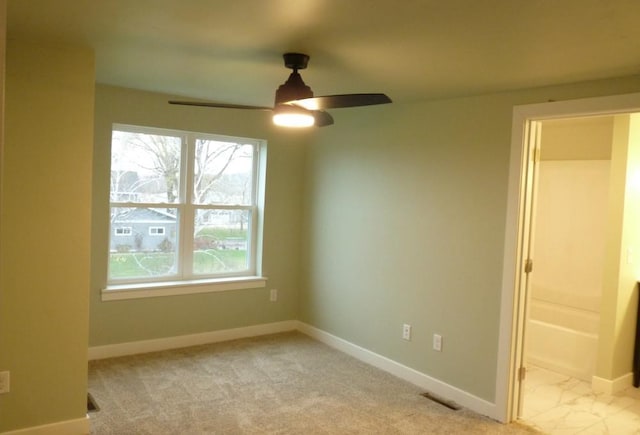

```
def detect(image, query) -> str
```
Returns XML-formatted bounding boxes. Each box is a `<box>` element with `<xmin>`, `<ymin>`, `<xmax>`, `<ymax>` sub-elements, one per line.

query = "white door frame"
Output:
<box><xmin>495</xmin><ymin>91</ymin><xmax>640</xmax><ymax>423</ymax></box>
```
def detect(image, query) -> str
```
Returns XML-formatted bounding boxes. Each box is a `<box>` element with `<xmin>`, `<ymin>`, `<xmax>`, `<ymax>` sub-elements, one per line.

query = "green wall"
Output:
<box><xmin>300</xmin><ymin>76</ymin><xmax>640</xmax><ymax>402</ymax></box>
<box><xmin>89</xmin><ymin>85</ymin><xmax>308</xmax><ymax>346</ymax></box>
<box><xmin>0</xmin><ymin>41</ymin><xmax>94</xmax><ymax>432</ymax></box>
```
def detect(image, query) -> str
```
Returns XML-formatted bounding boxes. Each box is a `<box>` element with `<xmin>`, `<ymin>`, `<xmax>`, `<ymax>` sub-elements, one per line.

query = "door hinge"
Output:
<box><xmin>518</xmin><ymin>366</ymin><xmax>527</xmax><ymax>382</ymax></box>
<box><xmin>533</xmin><ymin>146</ymin><xmax>541</xmax><ymax>163</ymax></box>
<box><xmin>524</xmin><ymin>258</ymin><xmax>533</xmax><ymax>274</ymax></box>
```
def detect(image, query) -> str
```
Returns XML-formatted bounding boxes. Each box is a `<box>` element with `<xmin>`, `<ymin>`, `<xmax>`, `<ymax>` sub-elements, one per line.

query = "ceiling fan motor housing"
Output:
<box><xmin>283</xmin><ymin>52</ymin><xmax>309</xmax><ymax>70</ymax></box>
<box><xmin>275</xmin><ymin>71</ymin><xmax>313</xmax><ymax>105</ymax></box>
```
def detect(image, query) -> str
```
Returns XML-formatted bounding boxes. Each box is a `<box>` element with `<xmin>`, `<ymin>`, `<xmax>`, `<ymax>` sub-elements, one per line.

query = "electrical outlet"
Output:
<box><xmin>0</xmin><ymin>371</ymin><xmax>10</xmax><ymax>394</ymax></box>
<box><xmin>433</xmin><ymin>334</ymin><xmax>442</xmax><ymax>352</ymax></box>
<box><xmin>270</xmin><ymin>289</ymin><xmax>278</xmax><ymax>302</ymax></box>
<box><xmin>402</xmin><ymin>324</ymin><xmax>412</xmax><ymax>341</ymax></box>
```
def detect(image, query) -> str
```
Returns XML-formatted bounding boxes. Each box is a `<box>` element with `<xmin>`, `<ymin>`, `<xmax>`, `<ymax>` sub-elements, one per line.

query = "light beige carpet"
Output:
<box><xmin>88</xmin><ymin>331</ymin><xmax>537</xmax><ymax>434</ymax></box>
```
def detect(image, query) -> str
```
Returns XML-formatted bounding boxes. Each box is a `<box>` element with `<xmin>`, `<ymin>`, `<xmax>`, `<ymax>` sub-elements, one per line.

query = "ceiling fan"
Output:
<box><xmin>169</xmin><ymin>52</ymin><xmax>392</xmax><ymax>128</ymax></box>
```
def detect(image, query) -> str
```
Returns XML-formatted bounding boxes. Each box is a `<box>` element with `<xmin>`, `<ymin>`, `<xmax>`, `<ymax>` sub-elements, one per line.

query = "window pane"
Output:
<box><xmin>109</xmin><ymin>207</ymin><xmax>179</xmax><ymax>279</ymax></box>
<box><xmin>111</xmin><ymin>130</ymin><xmax>182</xmax><ymax>204</ymax></box>
<box><xmin>193</xmin><ymin>140</ymin><xmax>254</xmax><ymax>205</ymax></box>
<box><xmin>193</xmin><ymin>209</ymin><xmax>250</xmax><ymax>275</ymax></box>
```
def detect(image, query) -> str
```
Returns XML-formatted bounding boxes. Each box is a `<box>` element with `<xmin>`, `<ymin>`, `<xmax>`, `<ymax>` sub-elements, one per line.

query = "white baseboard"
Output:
<box><xmin>592</xmin><ymin>372</ymin><xmax>633</xmax><ymax>395</ymax></box>
<box><xmin>87</xmin><ymin>320</ymin><xmax>498</xmax><ymax>421</ymax></box>
<box><xmin>527</xmin><ymin>356</ymin><xmax>591</xmax><ymax>382</ymax></box>
<box><xmin>88</xmin><ymin>320</ymin><xmax>298</xmax><ymax>360</ymax></box>
<box><xmin>296</xmin><ymin>322</ymin><xmax>499</xmax><ymax>420</ymax></box>
<box><xmin>1</xmin><ymin>416</ymin><xmax>89</xmax><ymax>435</ymax></box>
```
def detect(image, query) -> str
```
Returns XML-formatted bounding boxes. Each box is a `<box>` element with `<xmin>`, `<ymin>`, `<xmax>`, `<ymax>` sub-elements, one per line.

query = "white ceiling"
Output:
<box><xmin>7</xmin><ymin>0</ymin><xmax>640</xmax><ymax>107</ymax></box>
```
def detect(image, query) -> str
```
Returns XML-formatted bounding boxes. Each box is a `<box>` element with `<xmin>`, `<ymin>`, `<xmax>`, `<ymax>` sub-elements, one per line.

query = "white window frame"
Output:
<box><xmin>148</xmin><ymin>226</ymin><xmax>165</xmax><ymax>236</ymax></box>
<box><xmin>103</xmin><ymin>124</ymin><xmax>267</xmax><ymax>300</ymax></box>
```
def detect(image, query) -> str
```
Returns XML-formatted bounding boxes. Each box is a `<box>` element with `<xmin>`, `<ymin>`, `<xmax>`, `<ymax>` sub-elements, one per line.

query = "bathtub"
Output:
<box><xmin>526</xmin><ymin>298</ymin><xmax>599</xmax><ymax>381</ymax></box>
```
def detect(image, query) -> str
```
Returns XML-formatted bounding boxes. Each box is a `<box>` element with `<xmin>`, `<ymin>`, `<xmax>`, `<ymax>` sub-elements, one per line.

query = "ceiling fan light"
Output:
<box><xmin>272</xmin><ymin>106</ymin><xmax>315</xmax><ymax>128</ymax></box>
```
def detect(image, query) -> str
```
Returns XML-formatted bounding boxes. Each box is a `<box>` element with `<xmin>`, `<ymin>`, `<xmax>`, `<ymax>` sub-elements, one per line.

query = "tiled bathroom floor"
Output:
<box><xmin>519</xmin><ymin>365</ymin><xmax>640</xmax><ymax>434</ymax></box>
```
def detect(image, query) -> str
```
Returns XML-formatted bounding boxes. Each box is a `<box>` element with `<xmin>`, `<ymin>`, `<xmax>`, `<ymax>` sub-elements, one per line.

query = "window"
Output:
<box><xmin>107</xmin><ymin>124</ymin><xmax>265</xmax><ymax>289</ymax></box>
<box><xmin>114</xmin><ymin>227</ymin><xmax>132</xmax><ymax>236</ymax></box>
<box><xmin>149</xmin><ymin>226</ymin><xmax>165</xmax><ymax>236</ymax></box>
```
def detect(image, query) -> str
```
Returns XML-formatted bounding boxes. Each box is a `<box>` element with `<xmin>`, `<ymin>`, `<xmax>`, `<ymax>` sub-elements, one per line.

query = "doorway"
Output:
<box><xmin>520</xmin><ymin>116</ymin><xmax>611</xmax><ymax>426</ymax></box>
<box><xmin>495</xmin><ymin>92</ymin><xmax>640</xmax><ymax>425</ymax></box>
<box><xmin>525</xmin><ymin>116</ymin><xmax>610</xmax><ymax>381</ymax></box>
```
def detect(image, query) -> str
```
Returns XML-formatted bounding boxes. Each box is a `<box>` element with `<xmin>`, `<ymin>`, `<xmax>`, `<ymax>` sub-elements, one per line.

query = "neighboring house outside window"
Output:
<box><xmin>106</xmin><ymin>124</ymin><xmax>266</xmax><ymax>296</ymax></box>
<box><xmin>111</xmin><ymin>209</ymin><xmax>175</xmax><ymax>252</ymax></box>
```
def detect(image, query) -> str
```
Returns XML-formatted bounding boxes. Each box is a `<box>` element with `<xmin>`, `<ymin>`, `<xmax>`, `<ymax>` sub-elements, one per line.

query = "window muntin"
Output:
<box><xmin>108</xmin><ymin>124</ymin><xmax>263</xmax><ymax>285</ymax></box>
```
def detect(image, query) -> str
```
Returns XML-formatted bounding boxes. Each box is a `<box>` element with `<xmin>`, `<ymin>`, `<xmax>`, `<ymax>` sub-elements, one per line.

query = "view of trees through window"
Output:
<box><xmin>108</xmin><ymin>125</ymin><xmax>260</xmax><ymax>283</ymax></box>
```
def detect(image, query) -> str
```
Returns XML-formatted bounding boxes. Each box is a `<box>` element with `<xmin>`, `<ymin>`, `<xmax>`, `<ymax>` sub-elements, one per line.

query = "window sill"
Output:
<box><xmin>102</xmin><ymin>276</ymin><xmax>268</xmax><ymax>301</ymax></box>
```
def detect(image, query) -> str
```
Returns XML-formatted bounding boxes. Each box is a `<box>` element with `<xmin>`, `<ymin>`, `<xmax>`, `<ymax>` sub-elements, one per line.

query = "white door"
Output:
<box><xmin>512</xmin><ymin>120</ymin><xmax>542</xmax><ymax>418</ymax></box>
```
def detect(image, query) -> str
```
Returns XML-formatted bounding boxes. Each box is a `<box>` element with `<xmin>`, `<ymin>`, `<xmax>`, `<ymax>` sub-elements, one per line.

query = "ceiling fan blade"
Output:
<box><xmin>291</xmin><ymin>93</ymin><xmax>392</xmax><ymax>111</ymax></box>
<box><xmin>313</xmin><ymin>110</ymin><xmax>334</xmax><ymax>127</ymax></box>
<box><xmin>169</xmin><ymin>100</ymin><xmax>272</xmax><ymax>110</ymax></box>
